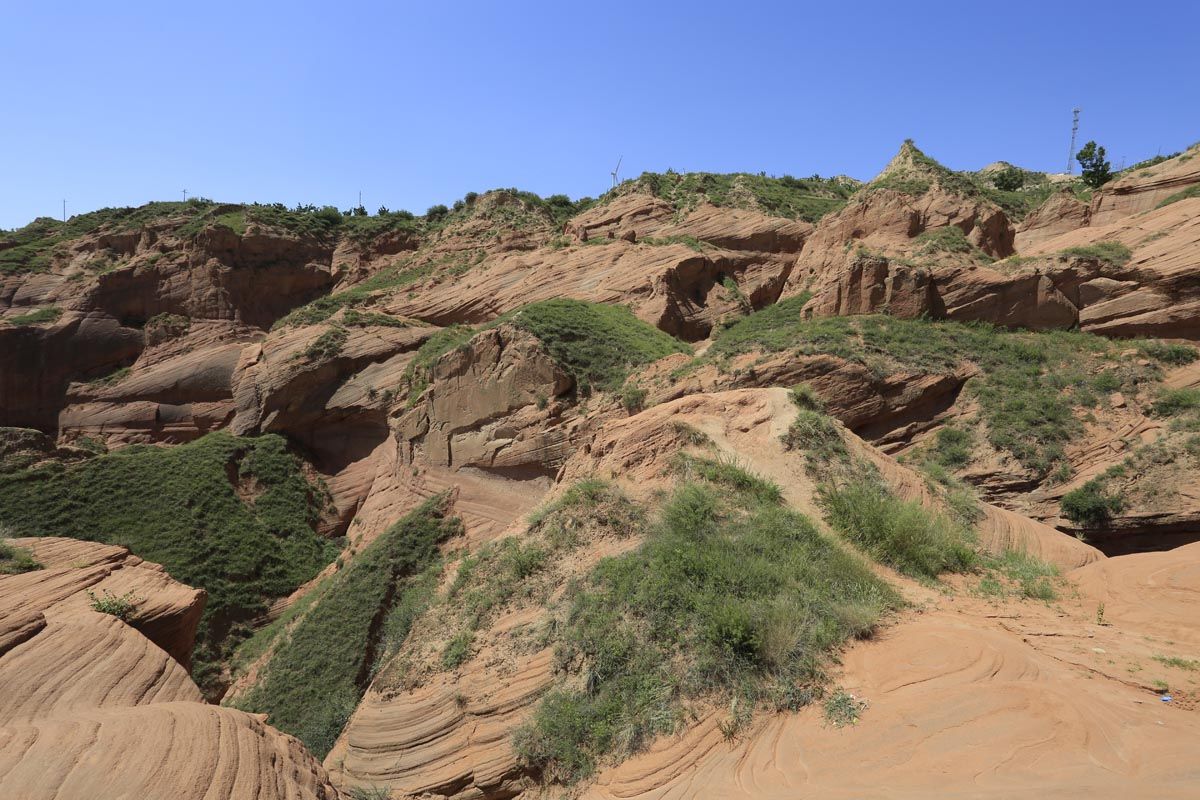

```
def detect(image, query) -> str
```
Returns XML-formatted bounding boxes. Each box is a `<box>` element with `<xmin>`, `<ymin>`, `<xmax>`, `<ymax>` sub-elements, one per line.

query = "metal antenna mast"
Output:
<box><xmin>1066</xmin><ymin>108</ymin><xmax>1081</xmax><ymax>174</ymax></box>
<box><xmin>610</xmin><ymin>156</ymin><xmax>623</xmax><ymax>189</ymax></box>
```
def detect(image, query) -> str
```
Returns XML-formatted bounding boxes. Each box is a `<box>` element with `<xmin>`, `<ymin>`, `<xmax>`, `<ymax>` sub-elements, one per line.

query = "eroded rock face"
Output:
<box><xmin>0</xmin><ymin>537</ymin><xmax>342</xmax><ymax>800</ymax></box>
<box><xmin>1089</xmin><ymin>143</ymin><xmax>1200</xmax><ymax>226</ymax></box>
<box><xmin>231</xmin><ymin>321</ymin><xmax>438</xmax><ymax>472</ymax></box>
<box><xmin>1014</xmin><ymin>189</ymin><xmax>1091</xmax><ymax>250</ymax></box>
<box><xmin>395</xmin><ymin>325</ymin><xmax>576</xmax><ymax>477</ymax></box>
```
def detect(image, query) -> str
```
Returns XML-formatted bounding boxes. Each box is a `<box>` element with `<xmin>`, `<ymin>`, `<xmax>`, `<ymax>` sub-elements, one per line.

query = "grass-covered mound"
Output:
<box><xmin>629</xmin><ymin>171</ymin><xmax>857</xmax><ymax>222</ymax></box>
<box><xmin>512</xmin><ymin>464</ymin><xmax>898</xmax><ymax>784</ymax></box>
<box><xmin>709</xmin><ymin>308</ymin><xmax>1192</xmax><ymax>477</ymax></box>
<box><xmin>506</xmin><ymin>299</ymin><xmax>690</xmax><ymax>393</ymax></box>
<box><xmin>235</xmin><ymin>497</ymin><xmax>461</xmax><ymax>757</ymax></box>
<box><xmin>0</xmin><ymin>432</ymin><xmax>338</xmax><ymax>689</ymax></box>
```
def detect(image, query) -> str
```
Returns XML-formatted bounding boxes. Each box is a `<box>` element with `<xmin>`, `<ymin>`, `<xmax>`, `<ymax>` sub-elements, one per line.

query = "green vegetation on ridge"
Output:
<box><xmin>630</xmin><ymin>171</ymin><xmax>858</xmax><ymax>222</ymax></box>
<box><xmin>513</xmin><ymin>465</ymin><xmax>898</xmax><ymax>784</ymax></box>
<box><xmin>235</xmin><ymin>497</ymin><xmax>461</xmax><ymax>758</ymax></box>
<box><xmin>709</xmin><ymin>305</ymin><xmax>1181</xmax><ymax>477</ymax></box>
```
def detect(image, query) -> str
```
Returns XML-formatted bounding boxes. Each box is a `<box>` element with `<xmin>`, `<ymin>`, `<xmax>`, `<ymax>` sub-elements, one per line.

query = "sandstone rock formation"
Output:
<box><xmin>0</xmin><ymin>537</ymin><xmax>342</xmax><ymax>800</ymax></box>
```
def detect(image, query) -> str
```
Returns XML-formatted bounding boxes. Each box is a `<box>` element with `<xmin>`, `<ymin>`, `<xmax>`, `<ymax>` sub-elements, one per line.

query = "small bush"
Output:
<box><xmin>6</xmin><ymin>306</ymin><xmax>62</xmax><ymax>326</ymax></box>
<box><xmin>823</xmin><ymin>689</ymin><xmax>867</xmax><ymax>728</ymax></box>
<box><xmin>441</xmin><ymin>630</ymin><xmax>474</xmax><ymax>669</ymax></box>
<box><xmin>1060</xmin><ymin>241</ymin><xmax>1131</xmax><ymax>267</ymax></box>
<box><xmin>781</xmin><ymin>409</ymin><xmax>848</xmax><ymax>468</ymax></box>
<box><xmin>819</xmin><ymin>481</ymin><xmax>977</xmax><ymax>579</ymax></box>
<box><xmin>789</xmin><ymin>383</ymin><xmax>825</xmax><ymax>411</ymax></box>
<box><xmin>1151</xmin><ymin>388</ymin><xmax>1200</xmax><ymax>417</ymax></box>
<box><xmin>87</xmin><ymin>589</ymin><xmax>140</xmax><ymax>621</ymax></box>
<box><xmin>931</xmin><ymin>427</ymin><xmax>973</xmax><ymax>468</ymax></box>
<box><xmin>620</xmin><ymin>383</ymin><xmax>647</xmax><ymax>412</ymax></box>
<box><xmin>1138</xmin><ymin>341</ymin><xmax>1198</xmax><ymax>366</ymax></box>
<box><xmin>0</xmin><ymin>528</ymin><xmax>40</xmax><ymax>575</ymax></box>
<box><xmin>303</xmin><ymin>326</ymin><xmax>348</xmax><ymax>362</ymax></box>
<box><xmin>1060</xmin><ymin>479</ymin><xmax>1126</xmax><ymax>526</ymax></box>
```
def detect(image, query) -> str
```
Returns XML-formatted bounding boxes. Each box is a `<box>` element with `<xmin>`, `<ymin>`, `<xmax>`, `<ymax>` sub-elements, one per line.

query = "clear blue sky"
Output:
<box><xmin>3</xmin><ymin>0</ymin><xmax>1197</xmax><ymax>229</ymax></box>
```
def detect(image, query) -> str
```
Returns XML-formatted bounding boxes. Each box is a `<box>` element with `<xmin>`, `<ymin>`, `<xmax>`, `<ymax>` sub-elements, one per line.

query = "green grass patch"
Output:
<box><xmin>818</xmin><ymin>480</ymin><xmax>977</xmax><ymax>579</ymax></box>
<box><xmin>1060</xmin><ymin>241</ymin><xmax>1132</xmax><ymax>267</ymax></box>
<box><xmin>1151</xmin><ymin>388</ymin><xmax>1200</xmax><ymax>417</ymax></box>
<box><xmin>6</xmin><ymin>306</ymin><xmax>62</xmax><ymax>326</ymax></box>
<box><xmin>235</xmin><ymin>497</ymin><xmax>461</xmax><ymax>758</ymax></box>
<box><xmin>982</xmin><ymin>550</ymin><xmax>1059</xmax><ymax>601</ymax></box>
<box><xmin>914</xmin><ymin>226</ymin><xmax>989</xmax><ymax>260</ymax></box>
<box><xmin>515</xmin><ymin>474</ymin><xmax>897</xmax><ymax>784</ymax></box>
<box><xmin>712</xmin><ymin>311</ymin><xmax>1164</xmax><ymax>477</ymax></box>
<box><xmin>0</xmin><ymin>432</ymin><xmax>338</xmax><ymax>692</ymax></box>
<box><xmin>1157</xmin><ymin>185</ymin><xmax>1200</xmax><ymax>208</ymax></box>
<box><xmin>0</xmin><ymin>528</ymin><xmax>41</xmax><ymax>575</ymax></box>
<box><xmin>630</xmin><ymin>171</ymin><xmax>857</xmax><ymax>222</ymax></box>
<box><xmin>1152</xmin><ymin>654</ymin><xmax>1200</xmax><ymax>671</ymax></box>
<box><xmin>505</xmin><ymin>299</ymin><xmax>689</xmax><ymax>394</ymax></box>
<box><xmin>402</xmin><ymin>324</ymin><xmax>476</xmax><ymax>405</ymax></box>
<box><xmin>302</xmin><ymin>326</ymin><xmax>348</xmax><ymax>362</ymax></box>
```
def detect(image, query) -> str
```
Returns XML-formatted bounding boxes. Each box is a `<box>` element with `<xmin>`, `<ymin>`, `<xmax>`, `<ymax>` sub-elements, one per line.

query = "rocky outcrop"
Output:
<box><xmin>1089</xmin><ymin>143</ymin><xmax>1200</xmax><ymax>226</ymax></box>
<box><xmin>0</xmin><ymin>537</ymin><xmax>342</xmax><ymax>800</ymax></box>
<box><xmin>395</xmin><ymin>325</ymin><xmax>576</xmax><ymax>477</ymax></box>
<box><xmin>1013</xmin><ymin>189</ymin><xmax>1090</xmax><ymax>250</ymax></box>
<box><xmin>231</xmin><ymin>321</ymin><xmax>437</xmax><ymax>472</ymax></box>
<box><xmin>0</xmin><ymin>311</ymin><xmax>144</xmax><ymax>431</ymax></box>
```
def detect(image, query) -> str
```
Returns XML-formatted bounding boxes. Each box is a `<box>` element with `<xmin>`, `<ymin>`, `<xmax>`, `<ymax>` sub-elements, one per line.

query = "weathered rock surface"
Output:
<box><xmin>1089</xmin><ymin>143</ymin><xmax>1200</xmax><ymax>226</ymax></box>
<box><xmin>0</xmin><ymin>537</ymin><xmax>341</xmax><ymax>800</ymax></box>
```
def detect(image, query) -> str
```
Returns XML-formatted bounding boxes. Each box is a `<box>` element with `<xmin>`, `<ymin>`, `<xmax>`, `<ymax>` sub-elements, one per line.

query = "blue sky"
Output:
<box><xmin>3</xmin><ymin>0</ymin><xmax>1197</xmax><ymax>229</ymax></box>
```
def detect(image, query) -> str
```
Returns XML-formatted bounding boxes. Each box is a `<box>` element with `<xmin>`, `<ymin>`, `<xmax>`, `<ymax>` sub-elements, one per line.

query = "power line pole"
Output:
<box><xmin>183</xmin><ymin>189</ymin><xmax>188</xmax><ymax>202</ymax></box>
<box><xmin>1066</xmin><ymin>107</ymin><xmax>1081</xmax><ymax>174</ymax></box>
<box><xmin>62</xmin><ymin>199</ymin><xmax>66</xmax><ymax>222</ymax></box>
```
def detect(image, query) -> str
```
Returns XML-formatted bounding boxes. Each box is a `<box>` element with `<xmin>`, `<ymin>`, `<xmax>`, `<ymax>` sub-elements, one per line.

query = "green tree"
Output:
<box><xmin>992</xmin><ymin>166</ymin><xmax>1025</xmax><ymax>192</ymax></box>
<box><xmin>1076</xmin><ymin>141</ymin><xmax>1112</xmax><ymax>188</ymax></box>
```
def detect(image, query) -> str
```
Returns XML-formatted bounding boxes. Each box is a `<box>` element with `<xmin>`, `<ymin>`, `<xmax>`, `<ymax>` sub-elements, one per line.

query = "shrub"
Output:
<box><xmin>789</xmin><ymin>383</ymin><xmax>825</xmax><ymax>411</ymax></box>
<box><xmin>87</xmin><ymin>589</ymin><xmax>140</xmax><ymax>621</ymax></box>
<box><xmin>823</xmin><ymin>689</ymin><xmax>867</xmax><ymax>728</ymax></box>
<box><xmin>441</xmin><ymin>630</ymin><xmax>473</xmax><ymax>668</ymax></box>
<box><xmin>1151</xmin><ymin>388</ymin><xmax>1200</xmax><ymax>417</ymax></box>
<box><xmin>1060</xmin><ymin>241</ymin><xmax>1131</xmax><ymax>266</ymax></box>
<box><xmin>781</xmin><ymin>409</ymin><xmax>848</xmax><ymax>468</ymax></box>
<box><xmin>1060</xmin><ymin>479</ymin><xmax>1126</xmax><ymax>526</ymax></box>
<box><xmin>932</xmin><ymin>427</ymin><xmax>972</xmax><ymax>468</ymax></box>
<box><xmin>303</xmin><ymin>326</ymin><xmax>348</xmax><ymax>362</ymax></box>
<box><xmin>0</xmin><ymin>528</ymin><xmax>40</xmax><ymax>575</ymax></box>
<box><xmin>425</xmin><ymin>204</ymin><xmax>450</xmax><ymax>222</ymax></box>
<box><xmin>619</xmin><ymin>383</ymin><xmax>647</xmax><ymax>412</ymax></box>
<box><xmin>818</xmin><ymin>481</ymin><xmax>977</xmax><ymax>579</ymax></box>
<box><xmin>235</xmin><ymin>498</ymin><xmax>462</xmax><ymax>757</ymax></box>
<box><xmin>992</xmin><ymin>166</ymin><xmax>1025</xmax><ymax>192</ymax></box>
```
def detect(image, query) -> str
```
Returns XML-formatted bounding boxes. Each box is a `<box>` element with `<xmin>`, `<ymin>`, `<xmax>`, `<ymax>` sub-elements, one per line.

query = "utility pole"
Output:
<box><xmin>1066</xmin><ymin>107</ymin><xmax>1081</xmax><ymax>174</ymax></box>
<box><xmin>183</xmin><ymin>189</ymin><xmax>188</xmax><ymax>202</ymax></box>
<box><xmin>358</xmin><ymin>190</ymin><xmax>362</xmax><ymax>209</ymax></box>
<box><xmin>62</xmin><ymin>199</ymin><xmax>66</xmax><ymax>222</ymax></box>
